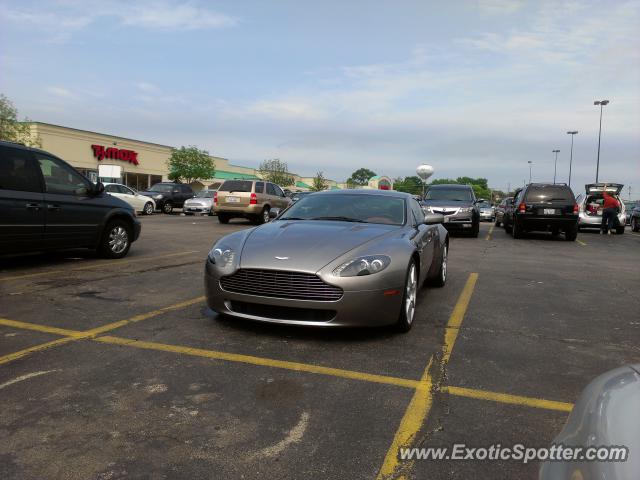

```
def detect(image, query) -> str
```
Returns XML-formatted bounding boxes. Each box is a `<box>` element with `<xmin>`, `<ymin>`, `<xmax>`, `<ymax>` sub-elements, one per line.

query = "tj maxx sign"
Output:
<box><xmin>91</xmin><ymin>144</ymin><xmax>139</xmax><ymax>165</ymax></box>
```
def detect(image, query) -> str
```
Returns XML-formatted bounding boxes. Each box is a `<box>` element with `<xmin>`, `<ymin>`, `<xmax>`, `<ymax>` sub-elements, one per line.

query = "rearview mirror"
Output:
<box><xmin>269</xmin><ymin>208</ymin><xmax>281</xmax><ymax>219</ymax></box>
<box><xmin>424</xmin><ymin>213</ymin><xmax>445</xmax><ymax>225</ymax></box>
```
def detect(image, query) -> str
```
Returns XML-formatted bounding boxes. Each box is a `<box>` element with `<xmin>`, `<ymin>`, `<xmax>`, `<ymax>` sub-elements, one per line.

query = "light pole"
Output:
<box><xmin>552</xmin><ymin>150</ymin><xmax>560</xmax><ymax>184</ymax></box>
<box><xmin>567</xmin><ymin>131</ymin><xmax>578</xmax><ymax>189</ymax></box>
<box><xmin>527</xmin><ymin>161</ymin><xmax>532</xmax><ymax>184</ymax></box>
<box><xmin>594</xmin><ymin>99</ymin><xmax>609</xmax><ymax>183</ymax></box>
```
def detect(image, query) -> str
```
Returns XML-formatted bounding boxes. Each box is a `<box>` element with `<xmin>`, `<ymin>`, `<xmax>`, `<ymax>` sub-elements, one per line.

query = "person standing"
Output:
<box><xmin>601</xmin><ymin>185</ymin><xmax>620</xmax><ymax>235</ymax></box>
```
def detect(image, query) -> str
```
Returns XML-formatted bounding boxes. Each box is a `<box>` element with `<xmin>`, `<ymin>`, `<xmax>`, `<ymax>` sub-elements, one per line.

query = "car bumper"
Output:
<box><xmin>578</xmin><ymin>212</ymin><xmax>625</xmax><ymax>228</ymax></box>
<box><xmin>441</xmin><ymin>216</ymin><xmax>474</xmax><ymax>230</ymax></box>
<box><xmin>204</xmin><ymin>260</ymin><xmax>404</xmax><ymax>327</ymax></box>
<box><xmin>132</xmin><ymin>219</ymin><xmax>142</xmax><ymax>242</ymax></box>
<box><xmin>479</xmin><ymin>212</ymin><xmax>494</xmax><ymax>220</ymax></box>
<box><xmin>184</xmin><ymin>205</ymin><xmax>212</xmax><ymax>214</ymax></box>
<box><xmin>214</xmin><ymin>205</ymin><xmax>263</xmax><ymax>216</ymax></box>
<box><xmin>518</xmin><ymin>215</ymin><xmax>578</xmax><ymax>231</ymax></box>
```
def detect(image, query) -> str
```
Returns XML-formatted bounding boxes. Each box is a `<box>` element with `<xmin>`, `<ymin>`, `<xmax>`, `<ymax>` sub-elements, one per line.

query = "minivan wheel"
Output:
<box><xmin>218</xmin><ymin>214</ymin><xmax>230</xmax><ymax>224</ymax></box>
<box><xmin>162</xmin><ymin>202</ymin><xmax>173</xmax><ymax>214</ymax></box>
<box><xmin>258</xmin><ymin>207</ymin><xmax>270</xmax><ymax>224</ymax></box>
<box><xmin>99</xmin><ymin>220</ymin><xmax>131</xmax><ymax>259</ymax></box>
<box><xmin>396</xmin><ymin>261</ymin><xmax>418</xmax><ymax>333</ymax></box>
<box><xmin>143</xmin><ymin>202</ymin><xmax>154</xmax><ymax>215</ymax></box>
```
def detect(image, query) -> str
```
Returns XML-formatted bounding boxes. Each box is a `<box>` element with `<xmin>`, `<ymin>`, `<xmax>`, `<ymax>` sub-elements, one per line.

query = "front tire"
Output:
<box><xmin>143</xmin><ymin>202</ymin><xmax>154</xmax><ymax>215</ymax></box>
<box><xmin>162</xmin><ymin>202</ymin><xmax>173</xmax><ymax>214</ymax></box>
<box><xmin>99</xmin><ymin>220</ymin><xmax>131</xmax><ymax>259</ymax></box>
<box><xmin>429</xmin><ymin>244</ymin><xmax>448</xmax><ymax>288</ymax></box>
<box><xmin>218</xmin><ymin>214</ymin><xmax>230</xmax><ymax>224</ymax></box>
<box><xmin>396</xmin><ymin>261</ymin><xmax>418</xmax><ymax>333</ymax></box>
<box><xmin>471</xmin><ymin>221</ymin><xmax>479</xmax><ymax>238</ymax></box>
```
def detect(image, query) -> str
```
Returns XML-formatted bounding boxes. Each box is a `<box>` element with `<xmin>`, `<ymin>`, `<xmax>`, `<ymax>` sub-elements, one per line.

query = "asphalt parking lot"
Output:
<box><xmin>1</xmin><ymin>215</ymin><xmax>639</xmax><ymax>479</ymax></box>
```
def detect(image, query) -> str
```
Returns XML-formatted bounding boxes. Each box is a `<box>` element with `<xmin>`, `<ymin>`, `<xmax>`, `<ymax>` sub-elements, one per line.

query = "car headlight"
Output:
<box><xmin>154</xmin><ymin>194</ymin><xmax>163</xmax><ymax>200</ymax></box>
<box><xmin>459</xmin><ymin>207</ymin><xmax>473</xmax><ymax>213</ymax></box>
<box><xmin>208</xmin><ymin>246</ymin><xmax>235</xmax><ymax>266</ymax></box>
<box><xmin>333</xmin><ymin>255</ymin><xmax>391</xmax><ymax>277</ymax></box>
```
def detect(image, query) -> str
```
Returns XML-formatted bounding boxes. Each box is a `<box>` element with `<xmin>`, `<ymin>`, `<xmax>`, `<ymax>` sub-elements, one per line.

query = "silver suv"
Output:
<box><xmin>576</xmin><ymin>183</ymin><xmax>626</xmax><ymax>234</ymax></box>
<box><xmin>214</xmin><ymin>179</ymin><xmax>291</xmax><ymax>224</ymax></box>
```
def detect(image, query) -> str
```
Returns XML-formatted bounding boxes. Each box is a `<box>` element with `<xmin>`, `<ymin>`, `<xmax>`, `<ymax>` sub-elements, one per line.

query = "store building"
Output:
<box><xmin>25</xmin><ymin>122</ymin><xmax>393</xmax><ymax>192</ymax></box>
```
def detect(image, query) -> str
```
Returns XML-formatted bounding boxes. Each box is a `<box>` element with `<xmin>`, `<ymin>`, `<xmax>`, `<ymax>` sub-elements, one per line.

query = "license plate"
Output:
<box><xmin>226</xmin><ymin>196</ymin><xmax>239</xmax><ymax>203</ymax></box>
<box><xmin>543</xmin><ymin>209</ymin><xmax>556</xmax><ymax>215</ymax></box>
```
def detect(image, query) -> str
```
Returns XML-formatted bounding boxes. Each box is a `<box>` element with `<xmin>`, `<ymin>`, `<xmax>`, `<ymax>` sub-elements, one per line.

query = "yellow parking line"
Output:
<box><xmin>445</xmin><ymin>386</ymin><xmax>573</xmax><ymax>412</ymax></box>
<box><xmin>94</xmin><ymin>335</ymin><xmax>422</xmax><ymax>389</ymax></box>
<box><xmin>377</xmin><ymin>272</ymin><xmax>478</xmax><ymax>479</ymax></box>
<box><xmin>0</xmin><ymin>296</ymin><xmax>205</xmax><ymax>366</ymax></box>
<box><xmin>485</xmin><ymin>225</ymin><xmax>494</xmax><ymax>241</ymax></box>
<box><xmin>0</xmin><ymin>251</ymin><xmax>199</xmax><ymax>282</ymax></box>
<box><xmin>576</xmin><ymin>239</ymin><xmax>587</xmax><ymax>246</ymax></box>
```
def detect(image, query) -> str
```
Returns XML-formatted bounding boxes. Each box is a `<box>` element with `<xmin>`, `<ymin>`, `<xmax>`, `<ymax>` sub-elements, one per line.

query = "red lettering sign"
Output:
<box><xmin>91</xmin><ymin>144</ymin><xmax>139</xmax><ymax>166</ymax></box>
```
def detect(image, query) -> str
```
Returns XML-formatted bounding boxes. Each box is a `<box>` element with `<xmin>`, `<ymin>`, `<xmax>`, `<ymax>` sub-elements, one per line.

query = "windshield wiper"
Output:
<box><xmin>310</xmin><ymin>216</ymin><xmax>366</xmax><ymax>223</ymax></box>
<box><xmin>280</xmin><ymin>217</ymin><xmax>306</xmax><ymax>220</ymax></box>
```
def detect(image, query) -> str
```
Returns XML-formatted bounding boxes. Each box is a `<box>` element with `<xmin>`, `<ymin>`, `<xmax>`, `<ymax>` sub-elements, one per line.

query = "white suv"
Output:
<box><xmin>575</xmin><ymin>183</ymin><xmax>625</xmax><ymax>234</ymax></box>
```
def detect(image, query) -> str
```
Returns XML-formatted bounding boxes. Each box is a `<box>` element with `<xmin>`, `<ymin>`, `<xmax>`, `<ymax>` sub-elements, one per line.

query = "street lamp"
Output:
<box><xmin>566</xmin><ymin>131</ymin><xmax>578</xmax><ymax>189</ymax></box>
<box><xmin>527</xmin><ymin>161</ymin><xmax>532</xmax><ymax>184</ymax></box>
<box><xmin>552</xmin><ymin>150</ymin><xmax>560</xmax><ymax>184</ymax></box>
<box><xmin>594</xmin><ymin>99</ymin><xmax>610</xmax><ymax>183</ymax></box>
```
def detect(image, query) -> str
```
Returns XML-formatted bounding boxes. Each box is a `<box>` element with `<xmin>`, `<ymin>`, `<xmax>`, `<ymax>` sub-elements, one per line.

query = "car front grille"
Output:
<box><xmin>220</xmin><ymin>269</ymin><xmax>343</xmax><ymax>301</ymax></box>
<box><xmin>432</xmin><ymin>209</ymin><xmax>458</xmax><ymax>216</ymax></box>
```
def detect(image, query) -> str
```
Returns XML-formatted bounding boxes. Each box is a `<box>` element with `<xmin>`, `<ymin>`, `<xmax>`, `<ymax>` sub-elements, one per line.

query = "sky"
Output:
<box><xmin>1</xmin><ymin>0</ymin><xmax>639</xmax><ymax>198</ymax></box>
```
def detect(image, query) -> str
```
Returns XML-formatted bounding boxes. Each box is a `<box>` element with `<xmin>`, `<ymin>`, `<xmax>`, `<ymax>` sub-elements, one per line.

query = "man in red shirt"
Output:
<box><xmin>601</xmin><ymin>185</ymin><xmax>620</xmax><ymax>235</ymax></box>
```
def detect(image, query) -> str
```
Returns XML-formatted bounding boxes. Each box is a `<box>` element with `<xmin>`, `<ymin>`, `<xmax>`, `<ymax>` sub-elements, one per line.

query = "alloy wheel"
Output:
<box><xmin>405</xmin><ymin>263</ymin><xmax>417</xmax><ymax>325</ymax></box>
<box><xmin>108</xmin><ymin>226</ymin><xmax>129</xmax><ymax>254</ymax></box>
<box><xmin>441</xmin><ymin>246</ymin><xmax>448</xmax><ymax>283</ymax></box>
<box><xmin>144</xmin><ymin>203</ymin><xmax>153</xmax><ymax>215</ymax></box>
<box><xmin>263</xmin><ymin>208</ymin><xmax>270</xmax><ymax>223</ymax></box>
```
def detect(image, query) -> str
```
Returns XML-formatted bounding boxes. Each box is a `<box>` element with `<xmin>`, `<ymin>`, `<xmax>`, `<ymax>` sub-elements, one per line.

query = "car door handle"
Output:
<box><xmin>47</xmin><ymin>204</ymin><xmax>61</xmax><ymax>212</ymax></box>
<box><xmin>26</xmin><ymin>203</ymin><xmax>42</xmax><ymax>211</ymax></box>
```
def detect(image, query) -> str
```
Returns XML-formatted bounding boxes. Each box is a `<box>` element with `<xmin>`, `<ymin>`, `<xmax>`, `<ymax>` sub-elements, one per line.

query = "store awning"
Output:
<box><xmin>213</xmin><ymin>170</ymin><xmax>260</xmax><ymax>180</ymax></box>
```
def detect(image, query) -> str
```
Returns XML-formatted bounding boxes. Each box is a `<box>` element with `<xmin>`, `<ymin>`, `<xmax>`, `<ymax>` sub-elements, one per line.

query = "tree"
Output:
<box><xmin>0</xmin><ymin>94</ymin><xmax>41</xmax><ymax>147</ymax></box>
<box><xmin>258</xmin><ymin>158</ymin><xmax>295</xmax><ymax>187</ymax></box>
<box><xmin>167</xmin><ymin>146</ymin><xmax>215</xmax><ymax>184</ymax></box>
<box><xmin>347</xmin><ymin>167</ymin><xmax>377</xmax><ymax>186</ymax></box>
<box><xmin>393</xmin><ymin>176</ymin><xmax>423</xmax><ymax>195</ymax></box>
<box><xmin>310</xmin><ymin>171</ymin><xmax>328</xmax><ymax>191</ymax></box>
<box><xmin>428</xmin><ymin>177</ymin><xmax>492</xmax><ymax>201</ymax></box>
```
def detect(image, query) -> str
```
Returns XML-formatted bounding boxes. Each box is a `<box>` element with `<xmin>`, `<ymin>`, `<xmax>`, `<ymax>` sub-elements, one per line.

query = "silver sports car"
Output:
<box><xmin>204</xmin><ymin>190</ymin><xmax>449</xmax><ymax>331</ymax></box>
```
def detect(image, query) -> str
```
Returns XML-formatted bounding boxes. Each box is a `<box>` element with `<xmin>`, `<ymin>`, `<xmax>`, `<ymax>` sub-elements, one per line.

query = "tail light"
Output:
<box><xmin>213</xmin><ymin>191</ymin><xmax>218</xmax><ymax>206</ymax></box>
<box><xmin>518</xmin><ymin>202</ymin><xmax>526</xmax><ymax>213</ymax></box>
<box><xmin>250</xmin><ymin>193</ymin><xmax>258</xmax><ymax>205</ymax></box>
<box><xmin>573</xmin><ymin>203</ymin><xmax>579</xmax><ymax>214</ymax></box>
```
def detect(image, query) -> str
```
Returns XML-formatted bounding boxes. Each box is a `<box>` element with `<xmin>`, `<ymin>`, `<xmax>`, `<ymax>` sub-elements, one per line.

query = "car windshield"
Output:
<box><xmin>280</xmin><ymin>194</ymin><xmax>406</xmax><ymax>225</ymax></box>
<box><xmin>148</xmin><ymin>184</ymin><xmax>173</xmax><ymax>192</ymax></box>
<box><xmin>195</xmin><ymin>190</ymin><xmax>215</xmax><ymax>198</ymax></box>
<box><xmin>219</xmin><ymin>180</ymin><xmax>253</xmax><ymax>192</ymax></box>
<box><xmin>525</xmin><ymin>186</ymin><xmax>574</xmax><ymax>202</ymax></box>
<box><xmin>478</xmin><ymin>202</ymin><xmax>491</xmax><ymax>208</ymax></box>
<box><xmin>424</xmin><ymin>187</ymin><xmax>473</xmax><ymax>202</ymax></box>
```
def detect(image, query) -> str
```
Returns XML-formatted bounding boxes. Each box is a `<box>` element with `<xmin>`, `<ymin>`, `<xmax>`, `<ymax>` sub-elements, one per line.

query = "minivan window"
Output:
<box><xmin>36</xmin><ymin>154</ymin><xmax>90</xmax><ymax>195</ymax></box>
<box><xmin>424</xmin><ymin>187</ymin><xmax>473</xmax><ymax>202</ymax></box>
<box><xmin>0</xmin><ymin>146</ymin><xmax>41</xmax><ymax>192</ymax></box>
<box><xmin>273</xmin><ymin>184</ymin><xmax>285</xmax><ymax>197</ymax></box>
<box><xmin>266</xmin><ymin>183</ymin><xmax>276</xmax><ymax>196</ymax></box>
<box><xmin>149</xmin><ymin>184</ymin><xmax>173</xmax><ymax>192</ymax></box>
<box><xmin>219</xmin><ymin>180</ymin><xmax>253</xmax><ymax>192</ymax></box>
<box><xmin>525</xmin><ymin>185</ymin><xmax>574</xmax><ymax>202</ymax></box>
<box><xmin>255</xmin><ymin>181</ymin><xmax>264</xmax><ymax>193</ymax></box>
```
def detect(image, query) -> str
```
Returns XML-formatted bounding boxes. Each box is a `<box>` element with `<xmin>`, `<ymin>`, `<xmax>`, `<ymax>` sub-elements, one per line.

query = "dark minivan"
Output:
<box><xmin>0</xmin><ymin>141</ymin><xmax>141</xmax><ymax>258</ymax></box>
<box><xmin>504</xmin><ymin>183</ymin><xmax>578</xmax><ymax>241</ymax></box>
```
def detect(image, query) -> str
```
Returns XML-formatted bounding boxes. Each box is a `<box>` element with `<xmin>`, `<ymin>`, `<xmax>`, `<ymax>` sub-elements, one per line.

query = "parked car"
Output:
<box><xmin>183</xmin><ymin>189</ymin><xmax>216</xmax><ymax>215</ymax></box>
<box><xmin>421</xmin><ymin>184</ymin><xmax>480</xmax><ymax>237</ymax></box>
<box><xmin>139</xmin><ymin>182</ymin><xmax>194</xmax><ymax>214</ymax></box>
<box><xmin>0</xmin><ymin>140</ymin><xmax>141</xmax><ymax>258</ymax></box>
<box><xmin>494</xmin><ymin>197</ymin><xmax>513</xmax><ymax>227</ymax></box>
<box><xmin>214</xmin><ymin>179</ymin><xmax>291</xmax><ymax>224</ymax></box>
<box><xmin>103</xmin><ymin>182</ymin><xmax>155</xmax><ymax>215</ymax></box>
<box><xmin>539</xmin><ymin>364</ymin><xmax>640</xmax><ymax>480</ymax></box>
<box><xmin>503</xmin><ymin>183</ymin><xmax>578</xmax><ymax>240</ymax></box>
<box><xmin>477</xmin><ymin>200</ymin><xmax>495</xmax><ymax>222</ymax></box>
<box><xmin>576</xmin><ymin>183</ymin><xmax>626</xmax><ymax>234</ymax></box>
<box><xmin>630</xmin><ymin>204</ymin><xmax>640</xmax><ymax>232</ymax></box>
<box><xmin>291</xmin><ymin>191</ymin><xmax>312</xmax><ymax>203</ymax></box>
<box><xmin>623</xmin><ymin>201</ymin><xmax>637</xmax><ymax>225</ymax></box>
<box><xmin>205</xmin><ymin>190</ymin><xmax>448</xmax><ymax>331</ymax></box>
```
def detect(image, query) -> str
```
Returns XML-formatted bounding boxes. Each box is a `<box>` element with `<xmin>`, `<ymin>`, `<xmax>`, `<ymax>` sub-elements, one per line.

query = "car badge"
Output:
<box><xmin>274</xmin><ymin>256</ymin><xmax>289</xmax><ymax>260</ymax></box>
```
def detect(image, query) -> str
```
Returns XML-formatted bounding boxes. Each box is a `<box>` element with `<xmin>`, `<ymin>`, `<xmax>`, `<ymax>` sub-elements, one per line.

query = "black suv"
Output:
<box><xmin>420</xmin><ymin>184</ymin><xmax>480</xmax><ymax>237</ymax></box>
<box><xmin>0</xmin><ymin>140</ymin><xmax>141</xmax><ymax>258</ymax></box>
<box><xmin>139</xmin><ymin>182</ymin><xmax>194</xmax><ymax>214</ymax></box>
<box><xmin>503</xmin><ymin>183</ymin><xmax>578</xmax><ymax>241</ymax></box>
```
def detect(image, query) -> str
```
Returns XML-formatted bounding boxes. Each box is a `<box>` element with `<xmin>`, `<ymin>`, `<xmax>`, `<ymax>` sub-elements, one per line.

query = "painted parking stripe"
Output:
<box><xmin>444</xmin><ymin>386</ymin><xmax>573</xmax><ymax>412</ymax></box>
<box><xmin>576</xmin><ymin>239</ymin><xmax>587</xmax><ymax>246</ymax></box>
<box><xmin>377</xmin><ymin>272</ymin><xmax>478</xmax><ymax>479</ymax></box>
<box><xmin>485</xmin><ymin>225</ymin><xmax>494</xmax><ymax>241</ymax></box>
<box><xmin>0</xmin><ymin>251</ymin><xmax>199</xmax><ymax>282</ymax></box>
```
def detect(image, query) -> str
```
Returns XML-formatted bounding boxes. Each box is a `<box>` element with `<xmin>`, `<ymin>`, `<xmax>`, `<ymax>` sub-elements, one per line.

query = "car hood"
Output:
<box><xmin>239</xmin><ymin>220</ymin><xmax>398</xmax><ymax>272</ymax></box>
<box><xmin>185</xmin><ymin>198</ymin><xmax>213</xmax><ymax>205</ymax></box>
<box><xmin>139</xmin><ymin>190</ymin><xmax>162</xmax><ymax>197</ymax></box>
<box><xmin>421</xmin><ymin>200</ymin><xmax>474</xmax><ymax>208</ymax></box>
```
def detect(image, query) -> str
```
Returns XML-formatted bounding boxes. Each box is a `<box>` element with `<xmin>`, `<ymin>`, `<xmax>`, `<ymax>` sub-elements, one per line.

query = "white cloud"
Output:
<box><xmin>475</xmin><ymin>0</ymin><xmax>527</xmax><ymax>15</ymax></box>
<box><xmin>45</xmin><ymin>86</ymin><xmax>77</xmax><ymax>99</ymax></box>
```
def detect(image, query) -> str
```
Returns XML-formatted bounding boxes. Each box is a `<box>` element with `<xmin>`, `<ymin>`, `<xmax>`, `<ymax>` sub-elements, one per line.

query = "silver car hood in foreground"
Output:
<box><xmin>239</xmin><ymin>220</ymin><xmax>399</xmax><ymax>272</ymax></box>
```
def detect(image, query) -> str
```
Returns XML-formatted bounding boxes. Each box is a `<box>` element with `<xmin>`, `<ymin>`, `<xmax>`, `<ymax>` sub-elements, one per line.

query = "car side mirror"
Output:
<box><xmin>424</xmin><ymin>213</ymin><xmax>445</xmax><ymax>225</ymax></box>
<box><xmin>269</xmin><ymin>208</ymin><xmax>281</xmax><ymax>219</ymax></box>
<box><xmin>92</xmin><ymin>182</ymin><xmax>105</xmax><ymax>195</ymax></box>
